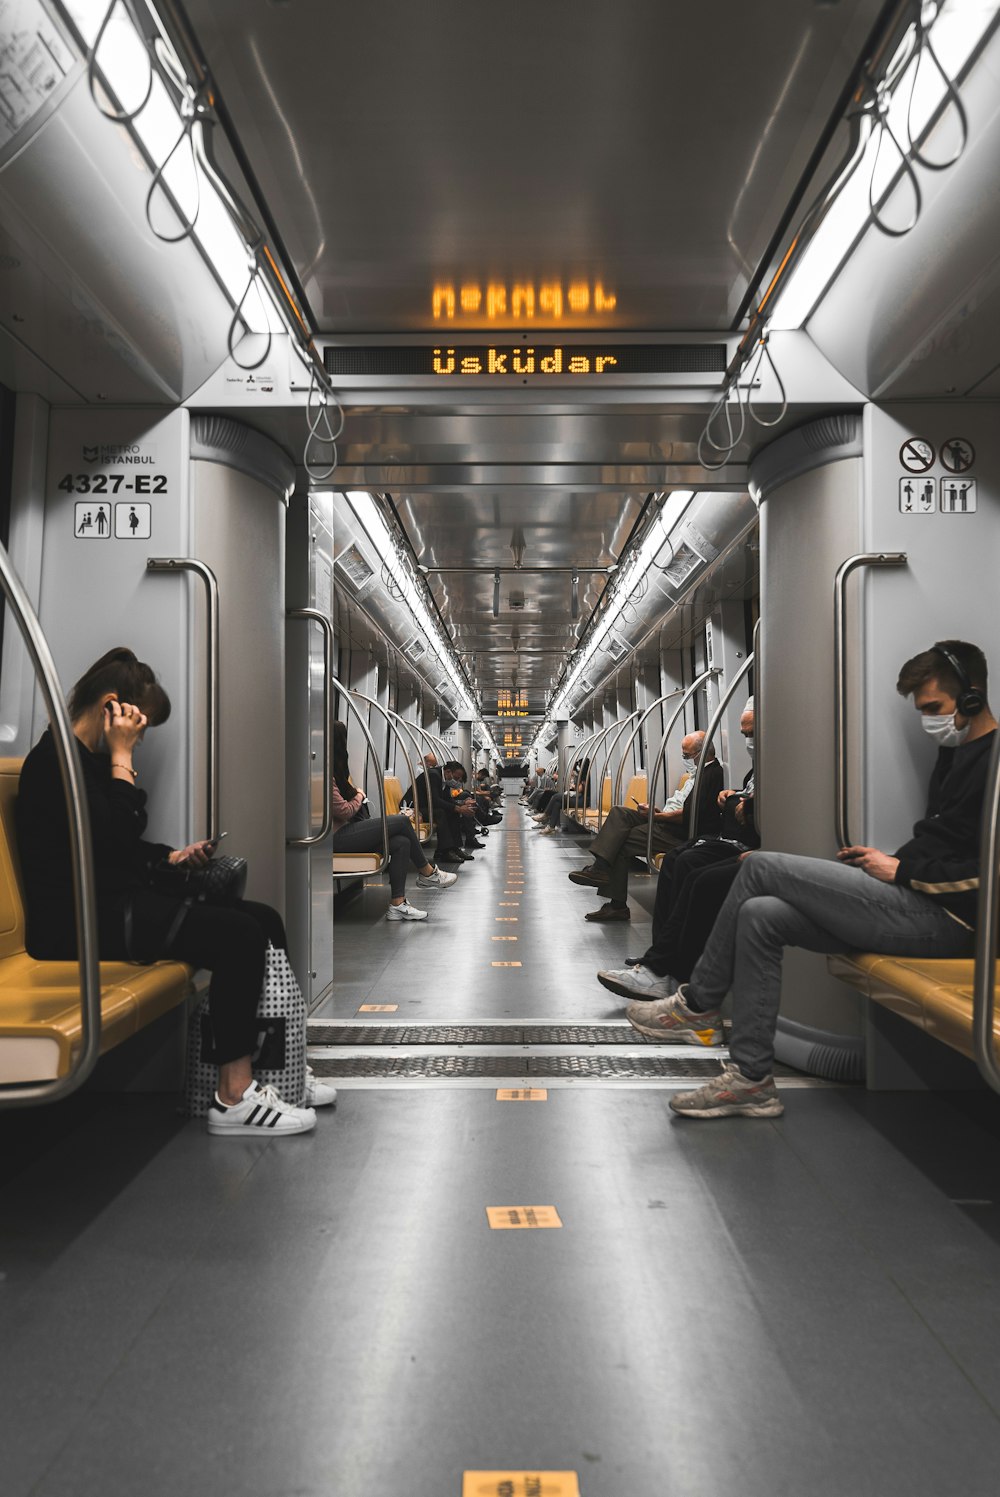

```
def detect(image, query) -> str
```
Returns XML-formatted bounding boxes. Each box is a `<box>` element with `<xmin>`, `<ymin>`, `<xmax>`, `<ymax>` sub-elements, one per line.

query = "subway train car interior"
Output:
<box><xmin>4</xmin><ymin>2</ymin><xmax>1000</xmax><ymax>1493</ymax></box>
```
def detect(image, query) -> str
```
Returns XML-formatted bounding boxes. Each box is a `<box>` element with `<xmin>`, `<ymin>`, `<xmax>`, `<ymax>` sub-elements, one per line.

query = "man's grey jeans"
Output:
<box><xmin>688</xmin><ymin>851</ymin><xmax>974</xmax><ymax>1079</ymax></box>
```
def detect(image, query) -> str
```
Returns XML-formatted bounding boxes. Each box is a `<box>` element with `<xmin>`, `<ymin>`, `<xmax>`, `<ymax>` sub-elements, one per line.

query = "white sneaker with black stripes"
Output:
<box><xmin>207</xmin><ymin>1079</ymin><xmax>317</xmax><ymax>1137</ymax></box>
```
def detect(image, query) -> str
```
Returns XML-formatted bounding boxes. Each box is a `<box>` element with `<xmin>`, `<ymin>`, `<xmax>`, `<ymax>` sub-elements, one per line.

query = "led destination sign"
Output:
<box><xmin>324</xmin><ymin>344</ymin><xmax>726</xmax><ymax>379</ymax></box>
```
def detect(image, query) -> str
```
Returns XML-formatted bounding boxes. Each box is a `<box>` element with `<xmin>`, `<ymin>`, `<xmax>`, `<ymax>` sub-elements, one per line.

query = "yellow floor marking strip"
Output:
<box><xmin>495</xmin><ymin>916</ymin><xmax>518</xmax><ymax>922</ymax></box>
<box><xmin>357</xmin><ymin>1003</ymin><xmax>398</xmax><ymax>1013</ymax></box>
<box><xmin>496</xmin><ymin>1089</ymin><xmax>548</xmax><ymax>1101</ymax></box>
<box><xmin>499</xmin><ymin>902</ymin><xmax>520</xmax><ymax>906</ymax></box>
<box><xmin>491</xmin><ymin>936</ymin><xmax>518</xmax><ymax>941</ymax></box>
<box><xmin>463</xmin><ymin>1476</ymin><xmax>578</xmax><ymax>1497</ymax></box>
<box><xmin>485</xmin><ymin>1206</ymin><xmax>563</xmax><ymax>1231</ymax></box>
<box><xmin>491</xmin><ymin>961</ymin><xmax>522</xmax><ymax>968</ymax></box>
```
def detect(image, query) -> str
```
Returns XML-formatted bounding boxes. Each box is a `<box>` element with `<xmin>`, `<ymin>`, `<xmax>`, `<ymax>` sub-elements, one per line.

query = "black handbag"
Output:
<box><xmin>349</xmin><ymin>800</ymin><xmax>372</xmax><ymax>824</ymax></box>
<box><xmin>151</xmin><ymin>854</ymin><xmax>248</xmax><ymax>906</ymax></box>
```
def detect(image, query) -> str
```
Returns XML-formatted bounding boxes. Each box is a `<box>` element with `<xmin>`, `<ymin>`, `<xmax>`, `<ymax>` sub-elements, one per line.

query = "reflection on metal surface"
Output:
<box><xmin>307</xmin><ymin>1054</ymin><xmax>724</xmax><ymax>1079</ymax></box>
<box><xmin>432</xmin><ymin>280</ymin><xmax>617</xmax><ymax>321</ymax></box>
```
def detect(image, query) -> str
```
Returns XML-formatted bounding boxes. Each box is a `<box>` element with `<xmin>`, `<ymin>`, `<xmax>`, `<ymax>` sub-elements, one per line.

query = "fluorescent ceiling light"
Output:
<box><xmin>65</xmin><ymin>1</ymin><xmax>281</xmax><ymax>330</ymax></box>
<box><xmin>551</xmin><ymin>491</ymin><xmax>694</xmax><ymax>715</ymax></box>
<box><xmin>770</xmin><ymin>0</ymin><xmax>997</xmax><ymax>330</ymax></box>
<box><xmin>344</xmin><ymin>491</ymin><xmax>476</xmax><ymax>715</ymax></box>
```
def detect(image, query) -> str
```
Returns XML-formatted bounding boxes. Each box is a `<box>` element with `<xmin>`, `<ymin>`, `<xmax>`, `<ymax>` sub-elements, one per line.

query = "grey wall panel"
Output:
<box><xmin>190</xmin><ymin>459</ymin><xmax>286</xmax><ymax>913</ymax></box>
<box><xmin>862</xmin><ymin>403</ymin><xmax>1000</xmax><ymax>854</ymax></box>
<box><xmin>759</xmin><ymin>451</ymin><xmax>866</xmax><ymax>1039</ymax></box>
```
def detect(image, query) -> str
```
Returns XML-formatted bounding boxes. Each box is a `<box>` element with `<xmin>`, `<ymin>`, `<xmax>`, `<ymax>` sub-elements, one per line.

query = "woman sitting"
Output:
<box><xmin>16</xmin><ymin>647</ymin><xmax>332</xmax><ymax>1137</ymax></box>
<box><xmin>332</xmin><ymin>721</ymin><xmax>456</xmax><ymax>921</ymax></box>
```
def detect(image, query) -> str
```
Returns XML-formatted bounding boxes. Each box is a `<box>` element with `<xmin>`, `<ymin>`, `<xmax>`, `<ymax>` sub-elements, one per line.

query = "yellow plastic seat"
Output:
<box><xmin>0</xmin><ymin>758</ymin><xmax>194</xmax><ymax>1084</ymax></box>
<box><xmin>827</xmin><ymin>952</ymin><xmax>1000</xmax><ymax>1063</ymax></box>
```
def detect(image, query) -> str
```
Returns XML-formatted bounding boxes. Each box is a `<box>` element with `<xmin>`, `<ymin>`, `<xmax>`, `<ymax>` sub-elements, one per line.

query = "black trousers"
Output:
<box><xmin>435</xmin><ymin>805</ymin><xmax>465</xmax><ymax>855</ymax></box>
<box><xmin>124</xmin><ymin>892</ymin><xmax>286</xmax><ymax>1067</ymax></box>
<box><xmin>642</xmin><ymin>840</ymin><xmax>744</xmax><ymax>979</ymax></box>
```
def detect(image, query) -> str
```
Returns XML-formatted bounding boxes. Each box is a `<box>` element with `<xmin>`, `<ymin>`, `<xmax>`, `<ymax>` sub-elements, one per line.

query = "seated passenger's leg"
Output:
<box><xmin>687</xmin><ymin>851</ymin><xmax>974</xmax><ymax>1078</ymax></box>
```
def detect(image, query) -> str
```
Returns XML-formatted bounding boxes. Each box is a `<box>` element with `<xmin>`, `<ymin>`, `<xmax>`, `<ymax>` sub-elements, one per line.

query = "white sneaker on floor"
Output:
<box><xmin>207</xmin><ymin>1080</ymin><xmax>316</xmax><ymax>1137</ymax></box>
<box><xmin>304</xmin><ymin>1066</ymin><xmax>337</xmax><ymax>1107</ymax></box>
<box><xmin>415</xmin><ymin>867</ymin><xmax>459</xmax><ymax>888</ymax></box>
<box><xmin>597</xmin><ymin>964</ymin><xmax>677</xmax><ymax>1001</ymax></box>
<box><xmin>537</xmin><ymin>826</ymin><xmax>556</xmax><ymax>836</ymax></box>
<box><xmin>385</xmin><ymin>899</ymin><xmax>429</xmax><ymax>921</ymax></box>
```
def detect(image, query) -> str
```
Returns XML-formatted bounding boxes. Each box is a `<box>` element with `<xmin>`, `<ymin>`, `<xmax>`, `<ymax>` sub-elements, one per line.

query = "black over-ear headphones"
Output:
<box><xmin>934</xmin><ymin>643</ymin><xmax>986</xmax><ymax>717</ymax></box>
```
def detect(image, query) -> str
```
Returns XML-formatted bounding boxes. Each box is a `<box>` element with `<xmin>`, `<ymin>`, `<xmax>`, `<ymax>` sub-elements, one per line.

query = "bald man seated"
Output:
<box><xmin>568</xmin><ymin>731</ymin><xmax>724</xmax><ymax>921</ymax></box>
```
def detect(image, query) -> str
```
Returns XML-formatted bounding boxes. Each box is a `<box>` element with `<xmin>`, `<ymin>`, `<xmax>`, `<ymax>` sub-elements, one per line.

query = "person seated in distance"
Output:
<box><xmin>441</xmin><ymin>762</ymin><xmax>489</xmax><ymax>849</ymax></box>
<box><xmin>332</xmin><ymin>723</ymin><xmax>458</xmax><ymax>921</ymax></box>
<box><xmin>638</xmin><ymin>642</ymin><xmax>996</xmax><ymax>1120</ymax></box>
<box><xmin>537</xmin><ymin>755</ymin><xmax>592</xmax><ymax>835</ymax></box>
<box><xmin>599</xmin><ymin>702</ymin><xmax>758</xmax><ymax>996</ymax></box>
<box><xmin>403</xmin><ymin>753</ymin><xmax>471</xmax><ymax>864</ymax></box>
<box><xmin>16</xmin><ymin>647</ymin><xmax>334</xmax><ymax>1137</ymax></box>
<box><xmin>570</xmin><ymin>732</ymin><xmax>724</xmax><ymax>921</ymax></box>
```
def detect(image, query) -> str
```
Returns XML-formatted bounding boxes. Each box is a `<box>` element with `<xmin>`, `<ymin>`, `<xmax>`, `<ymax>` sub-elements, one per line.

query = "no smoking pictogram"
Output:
<box><xmin>899</xmin><ymin>438</ymin><xmax>934</xmax><ymax>474</ymax></box>
<box><xmin>940</xmin><ymin>438</ymin><xmax>975</xmax><ymax>473</ymax></box>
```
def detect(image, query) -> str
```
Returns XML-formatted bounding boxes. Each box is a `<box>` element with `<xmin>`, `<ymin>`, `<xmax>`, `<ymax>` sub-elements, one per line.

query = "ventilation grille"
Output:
<box><xmin>336</xmin><ymin>544</ymin><xmax>377</xmax><ymax>595</ymax></box>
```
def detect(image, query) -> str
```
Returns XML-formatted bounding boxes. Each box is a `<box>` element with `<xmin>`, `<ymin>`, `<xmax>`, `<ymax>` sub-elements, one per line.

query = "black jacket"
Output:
<box><xmin>682</xmin><ymin>759</ymin><xmax>724</xmax><ymax>837</ymax></box>
<box><xmin>718</xmin><ymin>768</ymin><xmax>759</xmax><ymax>847</ymax></box>
<box><xmin>893</xmin><ymin>730</ymin><xmax>996</xmax><ymax>926</ymax></box>
<box><xmin>15</xmin><ymin>728</ymin><xmax>173</xmax><ymax>959</ymax></box>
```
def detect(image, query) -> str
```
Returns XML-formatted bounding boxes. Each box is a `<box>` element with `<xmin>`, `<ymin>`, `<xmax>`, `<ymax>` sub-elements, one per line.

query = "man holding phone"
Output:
<box><xmin>635</xmin><ymin>641</ymin><xmax>997</xmax><ymax>1119</ymax></box>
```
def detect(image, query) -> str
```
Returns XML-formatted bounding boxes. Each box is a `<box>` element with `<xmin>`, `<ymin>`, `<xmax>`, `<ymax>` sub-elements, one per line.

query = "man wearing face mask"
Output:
<box><xmin>569</xmin><ymin>731</ymin><xmax>723</xmax><ymax>921</ymax></box>
<box><xmin>633</xmin><ymin>640</ymin><xmax>997</xmax><ymax>1120</ymax></box>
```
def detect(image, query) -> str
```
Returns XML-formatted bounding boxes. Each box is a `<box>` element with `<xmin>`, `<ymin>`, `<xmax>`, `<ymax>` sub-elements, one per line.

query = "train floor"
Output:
<box><xmin>3</xmin><ymin>797</ymin><xmax>1000</xmax><ymax>1495</ymax></box>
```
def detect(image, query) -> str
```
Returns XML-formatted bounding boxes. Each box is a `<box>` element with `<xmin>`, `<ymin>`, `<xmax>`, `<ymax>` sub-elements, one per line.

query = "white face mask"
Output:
<box><xmin>921</xmin><ymin>713</ymin><xmax>970</xmax><ymax>748</ymax></box>
<box><xmin>682</xmin><ymin>756</ymin><xmax>698</xmax><ymax>776</ymax></box>
<box><xmin>744</xmin><ymin>736</ymin><xmax>755</xmax><ymax>757</ymax></box>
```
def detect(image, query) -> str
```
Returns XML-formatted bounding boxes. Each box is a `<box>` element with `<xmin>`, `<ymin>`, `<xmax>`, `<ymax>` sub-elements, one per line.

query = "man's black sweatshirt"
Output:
<box><xmin>893</xmin><ymin>729</ymin><xmax>996</xmax><ymax>927</ymax></box>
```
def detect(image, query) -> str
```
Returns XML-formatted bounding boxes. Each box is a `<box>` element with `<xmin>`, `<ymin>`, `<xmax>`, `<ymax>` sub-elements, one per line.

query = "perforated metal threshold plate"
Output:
<box><xmin>308</xmin><ymin>1054</ymin><xmax>723</xmax><ymax>1081</ymax></box>
<box><xmin>308</xmin><ymin>1022</ymin><xmax>656</xmax><ymax>1046</ymax></box>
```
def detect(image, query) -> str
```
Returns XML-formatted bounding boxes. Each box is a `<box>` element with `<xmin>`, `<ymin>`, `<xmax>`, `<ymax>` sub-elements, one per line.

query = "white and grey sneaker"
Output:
<box><xmin>207</xmin><ymin>1080</ymin><xmax>316</xmax><ymax>1137</ymax></box>
<box><xmin>597</xmin><ymin>964</ymin><xmax>677</xmax><ymax>1001</ymax></box>
<box><xmin>385</xmin><ymin>899</ymin><xmax>429</xmax><ymax>921</ymax></box>
<box><xmin>415</xmin><ymin>867</ymin><xmax>459</xmax><ymax>889</ymax></box>
<box><xmin>304</xmin><ymin>1066</ymin><xmax>337</xmax><ymax>1108</ymax></box>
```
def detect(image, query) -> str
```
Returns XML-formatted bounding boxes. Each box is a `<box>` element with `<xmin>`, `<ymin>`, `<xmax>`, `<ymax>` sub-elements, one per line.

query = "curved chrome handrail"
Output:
<box><xmin>834</xmin><ymin>552</ymin><xmax>907</xmax><ymax>848</ymax></box>
<box><xmin>646</xmin><ymin>669</ymin><xmax>719</xmax><ymax>866</ymax></box>
<box><xmin>351</xmin><ymin>692</ymin><xmax>429</xmax><ymax>847</ymax></box>
<box><xmin>382</xmin><ymin>706</ymin><xmax>437</xmax><ymax>841</ymax></box>
<box><xmin>286</xmin><ymin>609</ymin><xmax>333</xmax><ymax>847</ymax></box>
<box><xmin>595</xmin><ymin>709</ymin><xmax>643</xmax><ymax>829</ymax></box>
<box><xmin>579</xmin><ymin>719</ymin><xmax>619</xmax><ymax>822</ymax></box>
<box><xmin>147</xmin><ymin>557</ymin><xmax>220</xmax><ymax>840</ymax></box>
<box><xmin>613</xmin><ymin>690</ymin><xmax>685</xmax><ymax>803</ymax></box>
<box><xmin>564</xmin><ymin>727</ymin><xmax>601</xmax><ymax>821</ymax></box>
<box><xmin>0</xmin><ymin>541</ymin><xmax>101</xmax><ymax>1109</ymax></box>
<box><xmin>330</xmin><ymin>674</ymin><xmax>390</xmax><ymax>880</ymax></box>
<box><xmin>689</xmin><ymin>653</ymin><xmax>756</xmax><ymax>841</ymax></box>
<box><xmin>973</xmin><ymin>724</ymin><xmax>1000</xmax><ymax>1093</ymax></box>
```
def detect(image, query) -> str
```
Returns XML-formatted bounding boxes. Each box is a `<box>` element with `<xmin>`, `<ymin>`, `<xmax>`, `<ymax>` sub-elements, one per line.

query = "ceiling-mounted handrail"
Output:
<box><xmin>286</xmin><ymin>609</ymin><xmax>333</xmax><ymax>847</ymax></box>
<box><xmin>973</xmin><ymin>724</ymin><xmax>1000</xmax><ymax>1094</ymax></box>
<box><xmin>689</xmin><ymin>654</ymin><xmax>756</xmax><ymax>841</ymax></box>
<box><xmin>613</xmin><ymin>690</ymin><xmax>686</xmax><ymax>803</ymax></box>
<box><xmin>0</xmin><ymin>541</ymin><xmax>101</xmax><ymax>1109</ymax></box>
<box><xmin>330</xmin><ymin>674</ymin><xmax>390</xmax><ymax>880</ymax></box>
<box><xmin>595</xmin><ymin>709</ymin><xmax>643</xmax><ymax>829</ymax></box>
<box><xmin>646</xmin><ymin>669</ymin><xmax>719</xmax><ymax>867</ymax></box>
<box><xmin>147</xmin><ymin>557</ymin><xmax>220</xmax><ymax>841</ymax></box>
<box><xmin>834</xmin><ymin>552</ymin><xmax>907</xmax><ymax>848</ymax></box>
